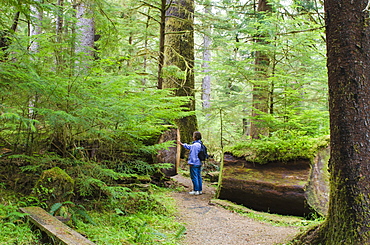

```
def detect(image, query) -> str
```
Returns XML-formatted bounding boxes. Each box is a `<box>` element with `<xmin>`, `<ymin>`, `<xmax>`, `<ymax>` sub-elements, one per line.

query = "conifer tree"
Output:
<box><xmin>163</xmin><ymin>0</ymin><xmax>197</xmax><ymax>144</ymax></box>
<box><xmin>294</xmin><ymin>0</ymin><xmax>370</xmax><ymax>243</ymax></box>
<box><xmin>201</xmin><ymin>0</ymin><xmax>212</xmax><ymax>109</ymax></box>
<box><xmin>250</xmin><ymin>0</ymin><xmax>272</xmax><ymax>139</ymax></box>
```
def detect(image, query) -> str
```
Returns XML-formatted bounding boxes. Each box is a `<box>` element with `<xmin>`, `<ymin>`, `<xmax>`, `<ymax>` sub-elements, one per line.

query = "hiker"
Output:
<box><xmin>177</xmin><ymin>131</ymin><xmax>203</xmax><ymax>195</ymax></box>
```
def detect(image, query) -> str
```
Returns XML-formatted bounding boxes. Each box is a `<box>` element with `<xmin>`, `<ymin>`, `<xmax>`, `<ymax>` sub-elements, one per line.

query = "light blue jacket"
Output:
<box><xmin>182</xmin><ymin>140</ymin><xmax>202</xmax><ymax>166</ymax></box>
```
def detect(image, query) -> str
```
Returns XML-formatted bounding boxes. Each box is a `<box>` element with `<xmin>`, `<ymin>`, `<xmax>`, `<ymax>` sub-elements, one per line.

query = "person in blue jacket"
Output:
<box><xmin>177</xmin><ymin>131</ymin><xmax>203</xmax><ymax>195</ymax></box>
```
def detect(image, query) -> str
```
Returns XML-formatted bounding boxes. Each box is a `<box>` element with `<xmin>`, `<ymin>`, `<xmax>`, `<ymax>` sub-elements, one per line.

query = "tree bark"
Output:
<box><xmin>201</xmin><ymin>2</ymin><xmax>212</xmax><ymax>109</ymax></box>
<box><xmin>29</xmin><ymin>0</ymin><xmax>43</xmax><ymax>53</ymax></box>
<box><xmin>295</xmin><ymin>0</ymin><xmax>370</xmax><ymax>244</ymax></box>
<box><xmin>250</xmin><ymin>0</ymin><xmax>272</xmax><ymax>139</ymax></box>
<box><xmin>75</xmin><ymin>1</ymin><xmax>95</xmax><ymax>58</ymax></box>
<box><xmin>55</xmin><ymin>0</ymin><xmax>64</xmax><ymax>69</ymax></box>
<box><xmin>56</xmin><ymin>0</ymin><xmax>64</xmax><ymax>42</ymax></box>
<box><xmin>157</xmin><ymin>0</ymin><xmax>167</xmax><ymax>89</ymax></box>
<box><xmin>163</xmin><ymin>0</ymin><xmax>197</xmax><ymax>144</ymax></box>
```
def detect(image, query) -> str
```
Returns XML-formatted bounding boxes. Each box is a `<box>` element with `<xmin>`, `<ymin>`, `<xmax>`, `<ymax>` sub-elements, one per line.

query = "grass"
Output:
<box><xmin>211</xmin><ymin>199</ymin><xmax>324</xmax><ymax>228</ymax></box>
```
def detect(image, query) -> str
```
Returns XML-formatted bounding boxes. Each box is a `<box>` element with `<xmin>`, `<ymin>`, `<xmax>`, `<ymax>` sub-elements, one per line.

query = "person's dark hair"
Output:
<box><xmin>193</xmin><ymin>131</ymin><xmax>202</xmax><ymax>140</ymax></box>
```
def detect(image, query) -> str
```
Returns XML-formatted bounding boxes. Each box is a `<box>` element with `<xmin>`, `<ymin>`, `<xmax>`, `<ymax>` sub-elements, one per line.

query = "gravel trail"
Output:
<box><xmin>171</xmin><ymin>174</ymin><xmax>300</xmax><ymax>245</ymax></box>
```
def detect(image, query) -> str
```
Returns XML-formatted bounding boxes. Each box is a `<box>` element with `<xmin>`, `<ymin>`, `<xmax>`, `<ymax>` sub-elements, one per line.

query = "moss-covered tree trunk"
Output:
<box><xmin>250</xmin><ymin>0</ymin><xmax>272</xmax><ymax>139</ymax></box>
<box><xmin>163</xmin><ymin>0</ymin><xmax>197</xmax><ymax>144</ymax></box>
<box><xmin>295</xmin><ymin>0</ymin><xmax>370</xmax><ymax>244</ymax></box>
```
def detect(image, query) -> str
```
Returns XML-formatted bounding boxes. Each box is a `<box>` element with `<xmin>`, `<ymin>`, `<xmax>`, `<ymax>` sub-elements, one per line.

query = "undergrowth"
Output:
<box><xmin>76</xmin><ymin>186</ymin><xmax>185</xmax><ymax>245</ymax></box>
<box><xmin>0</xmin><ymin>190</ymin><xmax>41</xmax><ymax>244</ymax></box>
<box><xmin>0</xmin><ymin>183</ymin><xmax>185</xmax><ymax>245</ymax></box>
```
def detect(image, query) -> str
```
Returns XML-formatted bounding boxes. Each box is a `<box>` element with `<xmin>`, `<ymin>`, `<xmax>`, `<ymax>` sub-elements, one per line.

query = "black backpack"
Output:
<box><xmin>198</xmin><ymin>142</ymin><xmax>209</xmax><ymax>161</ymax></box>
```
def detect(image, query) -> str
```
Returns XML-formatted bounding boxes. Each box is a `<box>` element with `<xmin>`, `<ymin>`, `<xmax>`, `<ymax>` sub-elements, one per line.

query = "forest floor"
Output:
<box><xmin>171</xmin><ymin>174</ymin><xmax>302</xmax><ymax>245</ymax></box>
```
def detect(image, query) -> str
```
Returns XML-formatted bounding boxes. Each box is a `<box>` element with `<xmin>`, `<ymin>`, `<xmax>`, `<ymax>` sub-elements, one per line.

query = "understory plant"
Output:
<box><xmin>0</xmin><ymin>181</ymin><xmax>185</xmax><ymax>245</ymax></box>
<box><xmin>0</xmin><ymin>189</ymin><xmax>41</xmax><ymax>244</ymax></box>
<box><xmin>75</xmin><ymin>186</ymin><xmax>186</xmax><ymax>245</ymax></box>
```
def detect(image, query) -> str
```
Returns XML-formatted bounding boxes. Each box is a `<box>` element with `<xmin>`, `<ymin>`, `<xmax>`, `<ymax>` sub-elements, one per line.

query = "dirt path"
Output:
<box><xmin>171</xmin><ymin>174</ymin><xmax>300</xmax><ymax>245</ymax></box>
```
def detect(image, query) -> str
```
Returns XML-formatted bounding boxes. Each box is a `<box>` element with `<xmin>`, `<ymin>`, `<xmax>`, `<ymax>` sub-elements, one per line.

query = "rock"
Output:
<box><xmin>219</xmin><ymin>150</ymin><xmax>329</xmax><ymax>217</ymax></box>
<box><xmin>34</xmin><ymin>167</ymin><xmax>75</xmax><ymax>206</ymax></box>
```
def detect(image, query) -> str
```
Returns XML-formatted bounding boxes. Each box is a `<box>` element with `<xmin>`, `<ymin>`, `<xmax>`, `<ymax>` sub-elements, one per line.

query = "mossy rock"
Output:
<box><xmin>34</xmin><ymin>167</ymin><xmax>74</xmax><ymax>206</ymax></box>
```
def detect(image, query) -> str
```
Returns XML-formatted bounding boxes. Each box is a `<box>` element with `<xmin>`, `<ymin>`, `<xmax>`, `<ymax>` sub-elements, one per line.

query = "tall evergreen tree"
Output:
<box><xmin>163</xmin><ymin>0</ymin><xmax>197</xmax><ymax>144</ymax></box>
<box><xmin>295</xmin><ymin>0</ymin><xmax>370</xmax><ymax>243</ymax></box>
<box><xmin>250</xmin><ymin>0</ymin><xmax>272</xmax><ymax>139</ymax></box>
<box><xmin>75</xmin><ymin>0</ymin><xmax>95</xmax><ymax>62</ymax></box>
<box><xmin>201</xmin><ymin>1</ymin><xmax>212</xmax><ymax>109</ymax></box>
<box><xmin>29</xmin><ymin>0</ymin><xmax>43</xmax><ymax>53</ymax></box>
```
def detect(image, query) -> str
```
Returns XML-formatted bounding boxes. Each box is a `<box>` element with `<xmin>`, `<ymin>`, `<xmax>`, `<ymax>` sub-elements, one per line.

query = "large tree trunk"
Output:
<box><xmin>163</xmin><ymin>0</ymin><xmax>197</xmax><ymax>144</ymax></box>
<box><xmin>27</xmin><ymin>0</ymin><xmax>43</xmax><ymax>154</ymax></box>
<box><xmin>157</xmin><ymin>0</ymin><xmax>167</xmax><ymax>89</ymax></box>
<box><xmin>29</xmin><ymin>0</ymin><xmax>43</xmax><ymax>53</ymax></box>
<box><xmin>250</xmin><ymin>0</ymin><xmax>272</xmax><ymax>139</ymax></box>
<box><xmin>75</xmin><ymin>1</ymin><xmax>95</xmax><ymax>60</ymax></box>
<box><xmin>295</xmin><ymin>0</ymin><xmax>370</xmax><ymax>244</ymax></box>
<box><xmin>201</xmin><ymin>2</ymin><xmax>212</xmax><ymax>109</ymax></box>
<box><xmin>55</xmin><ymin>0</ymin><xmax>64</xmax><ymax>69</ymax></box>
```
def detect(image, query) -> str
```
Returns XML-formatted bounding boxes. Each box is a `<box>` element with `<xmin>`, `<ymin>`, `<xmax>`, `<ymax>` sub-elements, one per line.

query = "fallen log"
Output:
<box><xmin>219</xmin><ymin>149</ymin><xmax>330</xmax><ymax>217</ymax></box>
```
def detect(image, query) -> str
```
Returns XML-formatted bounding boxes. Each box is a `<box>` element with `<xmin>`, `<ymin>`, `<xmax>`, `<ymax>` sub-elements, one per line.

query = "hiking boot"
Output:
<box><xmin>189</xmin><ymin>191</ymin><xmax>200</xmax><ymax>195</ymax></box>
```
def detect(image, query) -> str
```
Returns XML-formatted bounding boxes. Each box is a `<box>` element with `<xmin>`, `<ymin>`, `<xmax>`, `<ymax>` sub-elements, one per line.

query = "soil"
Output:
<box><xmin>171</xmin><ymin>174</ymin><xmax>300</xmax><ymax>245</ymax></box>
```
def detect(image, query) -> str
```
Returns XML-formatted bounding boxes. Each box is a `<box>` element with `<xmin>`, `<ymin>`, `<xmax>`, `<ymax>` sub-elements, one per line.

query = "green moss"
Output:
<box><xmin>211</xmin><ymin>199</ymin><xmax>322</xmax><ymax>227</ymax></box>
<box><xmin>34</xmin><ymin>167</ymin><xmax>75</xmax><ymax>206</ymax></box>
<box><xmin>226</xmin><ymin>135</ymin><xmax>330</xmax><ymax>164</ymax></box>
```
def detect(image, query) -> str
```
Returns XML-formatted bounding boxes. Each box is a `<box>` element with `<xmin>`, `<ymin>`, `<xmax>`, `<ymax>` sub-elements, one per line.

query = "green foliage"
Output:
<box><xmin>49</xmin><ymin>201</ymin><xmax>96</xmax><ymax>226</ymax></box>
<box><xmin>227</xmin><ymin>133</ymin><xmax>330</xmax><ymax>164</ymax></box>
<box><xmin>0</xmin><ymin>0</ymin><xmax>332</xmax><ymax>243</ymax></box>
<box><xmin>0</xmin><ymin>201</ymin><xmax>40</xmax><ymax>244</ymax></box>
<box><xmin>76</xmin><ymin>188</ymin><xmax>185</xmax><ymax>245</ymax></box>
<box><xmin>196</xmin><ymin>0</ymin><xmax>328</xmax><ymax>155</ymax></box>
<box><xmin>0</xmin><ymin>0</ymin><xmax>190</xmax><ymax>167</ymax></box>
<box><xmin>0</xmin><ymin>184</ymin><xmax>184</xmax><ymax>245</ymax></box>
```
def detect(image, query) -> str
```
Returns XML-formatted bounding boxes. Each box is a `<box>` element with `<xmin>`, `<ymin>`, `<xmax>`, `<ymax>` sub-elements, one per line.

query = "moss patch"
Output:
<box><xmin>226</xmin><ymin>135</ymin><xmax>330</xmax><ymax>164</ymax></box>
<box><xmin>34</xmin><ymin>167</ymin><xmax>75</xmax><ymax>206</ymax></box>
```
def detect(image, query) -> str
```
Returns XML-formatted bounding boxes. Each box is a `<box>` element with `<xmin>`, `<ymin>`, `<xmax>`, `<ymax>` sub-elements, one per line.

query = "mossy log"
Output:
<box><xmin>219</xmin><ymin>148</ymin><xmax>329</xmax><ymax>217</ymax></box>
